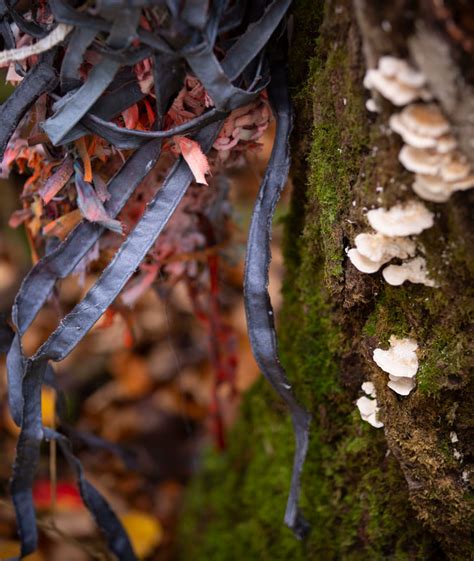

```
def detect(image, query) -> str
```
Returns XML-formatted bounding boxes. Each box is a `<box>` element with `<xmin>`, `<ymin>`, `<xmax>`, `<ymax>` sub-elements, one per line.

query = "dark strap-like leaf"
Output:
<box><xmin>34</xmin><ymin>121</ymin><xmax>222</xmax><ymax>363</ymax></box>
<box><xmin>0</xmin><ymin>61</ymin><xmax>57</xmax><ymax>160</ymax></box>
<box><xmin>7</xmin><ymin>139</ymin><xmax>162</xmax><ymax>425</ymax></box>
<box><xmin>244</xmin><ymin>62</ymin><xmax>311</xmax><ymax>539</ymax></box>
<box><xmin>8</xmin><ymin>122</ymin><xmax>221</xmax><ymax>560</ymax></box>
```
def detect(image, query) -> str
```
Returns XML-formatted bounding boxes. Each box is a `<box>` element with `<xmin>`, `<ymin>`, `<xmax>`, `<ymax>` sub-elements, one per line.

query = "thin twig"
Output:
<box><xmin>0</xmin><ymin>24</ymin><xmax>73</xmax><ymax>65</ymax></box>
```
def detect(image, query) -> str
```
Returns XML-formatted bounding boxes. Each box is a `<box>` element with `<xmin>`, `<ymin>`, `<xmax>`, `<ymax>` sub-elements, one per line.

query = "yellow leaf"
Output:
<box><xmin>41</xmin><ymin>387</ymin><xmax>56</xmax><ymax>427</ymax></box>
<box><xmin>120</xmin><ymin>510</ymin><xmax>163</xmax><ymax>559</ymax></box>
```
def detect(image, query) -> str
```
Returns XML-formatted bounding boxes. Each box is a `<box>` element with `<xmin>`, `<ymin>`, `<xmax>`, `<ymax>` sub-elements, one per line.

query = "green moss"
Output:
<box><xmin>303</xmin><ymin>33</ymin><xmax>368</xmax><ymax>284</ymax></box>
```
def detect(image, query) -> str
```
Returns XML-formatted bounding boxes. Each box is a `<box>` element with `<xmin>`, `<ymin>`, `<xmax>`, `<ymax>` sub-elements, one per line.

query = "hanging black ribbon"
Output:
<box><xmin>0</xmin><ymin>1</ymin><xmax>311</xmax><ymax>558</ymax></box>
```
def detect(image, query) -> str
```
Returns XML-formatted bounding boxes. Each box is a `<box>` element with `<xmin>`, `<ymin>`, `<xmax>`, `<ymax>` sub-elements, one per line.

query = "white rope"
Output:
<box><xmin>0</xmin><ymin>23</ymin><xmax>73</xmax><ymax>66</ymax></box>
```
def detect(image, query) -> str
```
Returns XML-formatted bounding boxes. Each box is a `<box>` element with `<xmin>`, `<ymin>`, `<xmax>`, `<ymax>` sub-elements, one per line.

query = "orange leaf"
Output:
<box><xmin>0</xmin><ymin>540</ymin><xmax>43</xmax><ymax>560</ymax></box>
<box><xmin>41</xmin><ymin>387</ymin><xmax>56</xmax><ymax>427</ymax></box>
<box><xmin>75</xmin><ymin>137</ymin><xmax>93</xmax><ymax>182</ymax></box>
<box><xmin>43</xmin><ymin>209</ymin><xmax>82</xmax><ymax>240</ymax></box>
<box><xmin>174</xmin><ymin>135</ymin><xmax>210</xmax><ymax>185</ymax></box>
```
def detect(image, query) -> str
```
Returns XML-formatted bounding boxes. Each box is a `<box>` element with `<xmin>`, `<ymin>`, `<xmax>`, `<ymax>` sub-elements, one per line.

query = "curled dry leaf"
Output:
<box><xmin>174</xmin><ymin>135</ymin><xmax>211</xmax><ymax>185</ymax></box>
<box><xmin>39</xmin><ymin>156</ymin><xmax>74</xmax><ymax>204</ymax></box>
<box><xmin>75</xmin><ymin>169</ymin><xmax>123</xmax><ymax>234</ymax></box>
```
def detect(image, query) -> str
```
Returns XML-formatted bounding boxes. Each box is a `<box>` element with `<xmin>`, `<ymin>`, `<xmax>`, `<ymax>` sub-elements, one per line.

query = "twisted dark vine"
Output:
<box><xmin>0</xmin><ymin>1</ymin><xmax>311</xmax><ymax>558</ymax></box>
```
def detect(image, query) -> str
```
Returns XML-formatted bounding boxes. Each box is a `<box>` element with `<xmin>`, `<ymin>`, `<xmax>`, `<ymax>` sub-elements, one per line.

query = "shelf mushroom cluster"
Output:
<box><xmin>391</xmin><ymin>103</ymin><xmax>474</xmax><ymax>202</ymax></box>
<box><xmin>348</xmin><ymin>200</ymin><xmax>435</xmax><ymax>286</ymax></box>
<box><xmin>347</xmin><ymin>55</ymin><xmax>472</xmax><ymax>287</ymax></box>
<box><xmin>356</xmin><ymin>381</ymin><xmax>384</xmax><ymax>428</ymax></box>
<box><xmin>373</xmin><ymin>336</ymin><xmax>419</xmax><ymax>396</ymax></box>
<box><xmin>363</xmin><ymin>56</ymin><xmax>432</xmax><ymax>107</ymax></box>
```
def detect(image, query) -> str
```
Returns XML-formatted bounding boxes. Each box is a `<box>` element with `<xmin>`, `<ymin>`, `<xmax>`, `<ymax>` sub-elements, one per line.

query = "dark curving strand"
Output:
<box><xmin>6</xmin><ymin>2</ymin><xmax>48</xmax><ymax>38</ymax></box>
<box><xmin>243</xmin><ymin>61</ymin><xmax>311</xmax><ymax>538</ymax></box>
<box><xmin>77</xmin><ymin>107</ymin><xmax>227</xmax><ymax>149</ymax></box>
<box><xmin>60</xmin><ymin>27</ymin><xmax>97</xmax><ymax>93</ymax></box>
<box><xmin>46</xmin><ymin>428</ymin><xmax>138</xmax><ymax>561</ymax></box>
<box><xmin>43</xmin><ymin>5</ymin><xmax>142</xmax><ymax>144</ymax></box>
<box><xmin>34</xmin><ymin>121</ymin><xmax>222</xmax><ymax>363</ymax></box>
<box><xmin>49</xmin><ymin>0</ymin><xmax>173</xmax><ymax>53</ymax></box>
<box><xmin>0</xmin><ymin>1</ymin><xmax>314</xmax><ymax>557</ymax></box>
<box><xmin>42</xmin><ymin>57</ymin><xmax>121</xmax><ymax>145</ymax></box>
<box><xmin>9</xmin><ymin>122</ymin><xmax>221</xmax><ymax>559</ymax></box>
<box><xmin>220</xmin><ymin>0</ymin><xmax>291</xmax><ymax>81</ymax></box>
<box><xmin>0</xmin><ymin>59</ymin><xmax>58</xmax><ymax>159</ymax></box>
<box><xmin>7</xmin><ymin>138</ymin><xmax>163</xmax><ymax>425</ymax></box>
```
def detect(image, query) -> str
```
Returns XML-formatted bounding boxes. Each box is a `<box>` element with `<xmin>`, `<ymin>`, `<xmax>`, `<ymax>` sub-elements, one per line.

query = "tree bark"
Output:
<box><xmin>180</xmin><ymin>2</ymin><xmax>473</xmax><ymax>559</ymax></box>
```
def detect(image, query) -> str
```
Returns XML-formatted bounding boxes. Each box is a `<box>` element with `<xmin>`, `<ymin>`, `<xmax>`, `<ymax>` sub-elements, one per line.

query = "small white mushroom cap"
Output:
<box><xmin>412</xmin><ymin>174</ymin><xmax>452</xmax><ymax>203</ymax></box>
<box><xmin>365</xmin><ymin>98</ymin><xmax>380</xmax><ymax>113</ymax></box>
<box><xmin>387</xmin><ymin>375</ymin><xmax>416</xmax><ymax>395</ymax></box>
<box><xmin>435</xmin><ymin>134</ymin><xmax>457</xmax><ymax>154</ymax></box>
<box><xmin>398</xmin><ymin>104</ymin><xmax>450</xmax><ymax>137</ymax></box>
<box><xmin>356</xmin><ymin>395</ymin><xmax>377</xmax><ymax>417</ymax></box>
<box><xmin>382</xmin><ymin>256</ymin><xmax>436</xmax><ymax>287</ymax></box>
<box><xmin>348</xmin><ymin>233</ymin><xmax>417</xmax><ymax>274</ymax></box>
<box><xmin>373</xmin><ymin>336</ymin><xmax>418</xmax><ymax>378</ymax></box>
<box><xmin>450</xmin><ymin>175</ymin><xmax>474</xmax><ymax>191</ymax></box>
<box><xmin>356</xmin><ymin>396</ymin><xmax>384</xmax><ymax>428</ymax></box>
<box><xmin>363</xmin><ymin>69</ymin><xmax>425</xmax><ymax>106</ymax></box>
<box><xmin>389</xmin><ymin>114</ymin><xmax>438</xmax><ymax>148</ymax></box>
<box><xmin>367</xmin><ymin>411</ymin><xmax>384</xmax><ymax>428</ymax></box>
<box><xmin>378</xmin><ymin>56</ymin><xmax>405</xmax><ymax>78</ymax></box>
<box><xmin>399</xmin><ymin>145</ymin><xmax>444</xmax><ymax>175</ymax></box>
<box><xmin>366</xmin><ymin>201</ymin><xmax>434</xmax><ymax>236</ymax></box>
<box><xmin>361</xmin><ymin>381</ymin><xmax>376</xmax><ymax>397</ymax></box>
<box><xmin>378</xmin><ymin>57</ymin><xmax>426</xmax><ymax>88</ymax></box>
<box><xmin>355</xmin><ymin>233</ymin><xmax>416</xmax><ymax>262</ymax></box>
<box><xmin>440</xmin><ymin>152</ymin><xmax>471</xmax><ymax>182</ymax></box>
<box><xmin>397</xmin><ymin>66</ymin><xmax>428</xmax><ymax>89</ymax></box>
<box><xmin>348</xmin><ymin>248</ymin><xmax>383</xmax><ymax>273</ymax></box>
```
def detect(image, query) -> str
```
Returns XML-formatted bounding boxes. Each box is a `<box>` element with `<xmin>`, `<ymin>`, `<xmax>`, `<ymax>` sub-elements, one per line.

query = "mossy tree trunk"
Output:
<box><xmin>180</xmin><ymin>2</ymin><xmax>473</xmax><ymax>560</ymax></box>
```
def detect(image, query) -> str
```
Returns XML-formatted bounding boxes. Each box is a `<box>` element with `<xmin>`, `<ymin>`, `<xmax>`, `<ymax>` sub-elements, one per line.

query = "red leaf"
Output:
<box><xmin>8</xmin><ymin>208</ymin><xmax>32</xmax><ymax>228</ymax></box>
<box><xmin>174</xmin><ymin>135</ymin><xmax>210</xmax><ymax>185</ymax></box>
<box><xmin>33</xmin><ymin>479</ymin><xmax>83</xmax><ymax>511</ymax></box>
<box><xmin>122</xmin><ymin>104</ymin><xmax>140</xmax><ymax>129</ymax></box>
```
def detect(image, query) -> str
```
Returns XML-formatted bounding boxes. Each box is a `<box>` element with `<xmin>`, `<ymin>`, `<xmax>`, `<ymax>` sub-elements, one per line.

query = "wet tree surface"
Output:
<box><xmin>180</xmin><ymin>1</ymin><xmax>473</xmax><ymax>560</ymax></box>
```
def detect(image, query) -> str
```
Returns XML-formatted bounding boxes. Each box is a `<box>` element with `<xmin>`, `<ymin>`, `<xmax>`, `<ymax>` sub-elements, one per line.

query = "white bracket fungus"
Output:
<box><xmin>356</xmin><ymin>382</ymin><xmax>383</xmax><ymax>428</ymax></box>
<box><xmin>389</xmin><ymin>102</ymin><xmax>474</xmax><ymax>203</ymax></box>
<box><xmin>348</xmin><ymin>233</ymin><xmax>416</xmax><ymax>273</ymax></box>
<box><xmin>361</xmin><ymin>381</ymin><xmax>376</xmax><ymax>397</ymax></box>
<box><xmin>387</xmin><ymin>375</ymin><xmax>416</xmax><ymax>396</ymax></box>
<box><xmin>390</xmin><ymin>103</ymin><xmax>450</xmax><ymax>141</ymax></box>
<box><xmin>347</xmin><ymin>249</ymin><xmax>384</xmax><ymax>273</ymax></box>
<box><xmin>366</xmin><ymin>201</ymin><xmax>434</xmax><ymax>237</ymax></box>
<box><xmin>382</xmin><ymin>256</ymin><xmax>436</xmax><ymax>287</ymax></box>
<box><xmin>363</xmin><ymin>57</ymin><xmax>431</xmax><ymax>106</ymax></box>
<box><xmin>373</xmin><ymin>336</ymin><xmax>418</xmax><ymax>396</ymax></box>
<box><xmin>365</xmin><ymin>98</ymin><xmax>380</xmax><ymax>113</ymax></box>
<box><xmin>412</xmin><ymin>171</ymin><xmax>474</xmax><ymax>203</ymax></box>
